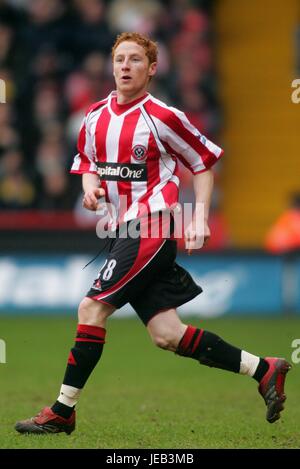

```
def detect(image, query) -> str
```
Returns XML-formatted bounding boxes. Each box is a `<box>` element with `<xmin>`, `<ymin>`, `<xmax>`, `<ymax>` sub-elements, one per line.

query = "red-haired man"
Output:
<box><xmin>16</xmin><ymin>32</ymin><xmax>291</xmax><ymax>434</ymax></box>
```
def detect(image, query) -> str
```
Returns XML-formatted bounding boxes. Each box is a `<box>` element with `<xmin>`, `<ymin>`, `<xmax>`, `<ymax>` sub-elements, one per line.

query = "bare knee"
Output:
<box><xmin>78</xmin><ymin>297</ymin><xmax>115</xmax><ymax>328</ymax></box>
<box><xmin>152</xmin><ymin>334</ymin><xmax>175</xmax><ymax>351</ymax></box>
<box><xmin>150</xmin><ymin>328</ymin><xmax>185</xmax><ymax>352</ymax></box>
<box><xmin>147</xmin><ymin>310</ymin><xmax>187</xmax><ymax>352</ymax></box>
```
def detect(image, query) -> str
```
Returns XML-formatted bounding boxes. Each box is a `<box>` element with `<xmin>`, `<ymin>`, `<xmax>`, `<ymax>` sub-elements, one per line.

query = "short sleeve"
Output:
<box><xmin>70</xmin><ymin>114</ymin><xmax>98</xmax><ymax>175</ymax></box>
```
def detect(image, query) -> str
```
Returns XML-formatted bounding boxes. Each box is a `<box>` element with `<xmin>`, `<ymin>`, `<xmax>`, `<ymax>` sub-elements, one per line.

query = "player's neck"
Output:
<box><xmin>116</xmin><ymin>89</ymin><xmax>148</xmax><ymax>105</ymax></box>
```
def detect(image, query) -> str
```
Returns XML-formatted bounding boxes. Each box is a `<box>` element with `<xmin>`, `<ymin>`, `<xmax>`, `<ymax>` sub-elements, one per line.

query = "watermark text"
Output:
<box><xmin>0</xmin><ymin>339</ymin><xmax>6</xmax><ymax>364</ymax></box>
<box><xmin>95</xmin><ymin>198</ymin><xmax>206</xmax><ymax>250</ymax></box>
<box><xmin>0</xmin><ymin>79</ymin><xmax>6</xmax><ymax>103</ymax></box>
<box><xmin>291</xmin><ymin>79</ymin><xmax>300</xmax><ymax>103</ymax></box>
<box><xmin>291</xmin><ymin>338</ymin><xmax>300</xmax><ymax>364</ymax></box>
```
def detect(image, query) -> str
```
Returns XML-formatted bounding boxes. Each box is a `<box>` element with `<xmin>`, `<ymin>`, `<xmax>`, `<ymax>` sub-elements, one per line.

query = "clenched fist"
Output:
<box><xmin>185</xmin><ymin>220</ymin><xmax>211</xmax><ymax>255</ymax></box>
<box><xmin>82</xmin><ymin>187</ymin><xmax>106</xmax><ymax>211</ymax></box>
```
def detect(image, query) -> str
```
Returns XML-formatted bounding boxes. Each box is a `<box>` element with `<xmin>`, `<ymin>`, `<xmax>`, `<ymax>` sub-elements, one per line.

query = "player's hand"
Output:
<box><xmin>185</xmin><ymin>220</ymin><xmax>211</xmax><ymax>255</ymax></box>
<box><xmin>83</xmin><ymin>187</ymin><xmax>106</xmax><ymax>211</ymax></box>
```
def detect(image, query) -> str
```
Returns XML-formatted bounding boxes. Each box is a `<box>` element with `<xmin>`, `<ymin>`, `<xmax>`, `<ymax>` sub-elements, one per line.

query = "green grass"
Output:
<box><xmin>0</xmin><ymin>315</ymin><xmax>299</xmax><ymax>449</ymax></box>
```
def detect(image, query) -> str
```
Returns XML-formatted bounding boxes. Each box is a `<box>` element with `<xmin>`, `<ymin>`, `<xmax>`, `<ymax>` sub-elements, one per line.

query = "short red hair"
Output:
<box><xmin>112</xmin><ymin>32</ymin><xmax>158</xmax><ymax>64</ymax></box>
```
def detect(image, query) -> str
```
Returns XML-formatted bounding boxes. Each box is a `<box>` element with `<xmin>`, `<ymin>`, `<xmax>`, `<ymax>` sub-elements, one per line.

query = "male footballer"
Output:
<box><xmin>15</xmin><ymin>32</ymin><xmax>291</xmax><ymax>434</ymax></box>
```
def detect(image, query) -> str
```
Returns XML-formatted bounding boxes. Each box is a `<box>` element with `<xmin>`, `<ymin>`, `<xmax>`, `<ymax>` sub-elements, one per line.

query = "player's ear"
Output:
<box><xmin>149</xmin><ymin>62</ymin><xmax>157</xmax><ymax>78</ymax></box>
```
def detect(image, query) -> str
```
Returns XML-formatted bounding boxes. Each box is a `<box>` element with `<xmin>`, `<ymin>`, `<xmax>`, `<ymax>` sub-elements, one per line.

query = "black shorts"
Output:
<box><xmin>86</xmin><ymin>217</ymin><xmax>202</xmax><ymax>325</ymax></box>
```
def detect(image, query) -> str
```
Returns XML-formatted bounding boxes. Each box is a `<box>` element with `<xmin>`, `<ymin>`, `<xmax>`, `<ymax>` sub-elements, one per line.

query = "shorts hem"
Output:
<box><xmin>141</xmin><ymin>287</ymin><xmax>203</xmax><ymax>325</ymax></box>
<box><xmin>85</xmin><ymin>295</ymin><xmax>117</xmax><ymax>309</ymax></box>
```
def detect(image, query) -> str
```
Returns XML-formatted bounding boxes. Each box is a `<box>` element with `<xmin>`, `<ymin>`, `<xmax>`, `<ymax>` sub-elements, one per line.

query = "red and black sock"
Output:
<box><xmin>252</xmin><ymin>360</ymin><xmax>269</xmax><ymax>382</ymax></box>
<box><xmin>64</xmin><ymin>324</ymin><xmax>106</xmax><ymax>388</ymax></box>
<box><xmin>51</xmin><ymin>324</ymin><xmax>106</xmax><ymax>418</ymax></box>
<box><xmin>176</xmin><ymin>325</ymin><xmax>242</xmax><ymax>373</ymax></box>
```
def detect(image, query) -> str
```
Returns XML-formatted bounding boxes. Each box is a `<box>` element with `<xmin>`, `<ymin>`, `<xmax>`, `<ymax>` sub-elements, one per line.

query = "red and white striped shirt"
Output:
<box><xmin>71</xmin><ymin>91</ymin><xmax>224</xmax><ymax>224</ymax></box>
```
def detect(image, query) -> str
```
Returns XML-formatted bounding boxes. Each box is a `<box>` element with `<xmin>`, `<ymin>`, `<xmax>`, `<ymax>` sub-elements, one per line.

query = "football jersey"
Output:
<box><xmin>71</xmin><ymin>91</ymin><xmax>223</xmax><ymax>224</ymax></box>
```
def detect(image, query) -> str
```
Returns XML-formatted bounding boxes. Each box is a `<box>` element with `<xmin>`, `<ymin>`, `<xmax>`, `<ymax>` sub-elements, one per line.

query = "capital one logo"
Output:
<box><xmin>96</xmin><ymin>162</ymin><xmax>147</xmax><ymax>181</ymax></box>
<box><xmin>0</xmin><ymin>79</ymin><xmax>6</xmax><ymax>103</ymax></box>
<box><xmin>0</xmin><ymin>339</ymin><xmax>6</xmax><ymax>363</ymax></box>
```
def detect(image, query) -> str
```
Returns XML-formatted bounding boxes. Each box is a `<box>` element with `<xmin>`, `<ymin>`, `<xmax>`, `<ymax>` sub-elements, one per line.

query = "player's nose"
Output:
<box><xmin>121</xmin><ymin>58</ymin><xmax>130</xmax><ymax>70</ymax></box>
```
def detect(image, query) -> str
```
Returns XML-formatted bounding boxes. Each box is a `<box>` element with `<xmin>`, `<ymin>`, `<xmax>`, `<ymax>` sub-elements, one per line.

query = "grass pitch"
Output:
<box><xmin>0</xmin><ymin>315</ymin><xmax>299</xmax><ymax>449</ymax></box>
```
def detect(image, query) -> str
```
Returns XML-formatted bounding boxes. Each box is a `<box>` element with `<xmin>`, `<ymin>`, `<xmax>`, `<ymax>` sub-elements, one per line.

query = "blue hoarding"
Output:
<box><xmin>0</xmin><ymin>253</ymin><xmax>297</xmax><ymax>317</ymax></box>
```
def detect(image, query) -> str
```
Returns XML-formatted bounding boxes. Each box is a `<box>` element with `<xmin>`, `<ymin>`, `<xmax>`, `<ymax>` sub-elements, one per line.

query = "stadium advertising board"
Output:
<box><xmin>0</xmin><ymin>254</ymin><xmax>297</xmax><ymax>316</ymax></box>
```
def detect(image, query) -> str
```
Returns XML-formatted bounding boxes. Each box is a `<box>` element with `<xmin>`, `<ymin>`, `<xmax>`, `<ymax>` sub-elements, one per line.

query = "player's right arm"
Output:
<box><xmin>82</xmin><ymin>173</ymin><xmax>105</xmax><ymax>211</ymax></box>
<box><xmin>70</xmin><ymin>105</ymin><xmax>107</xmax><ymax>212</ymax></box>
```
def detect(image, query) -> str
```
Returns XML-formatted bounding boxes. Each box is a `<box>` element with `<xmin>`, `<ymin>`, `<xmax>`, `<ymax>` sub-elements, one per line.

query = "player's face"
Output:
<box><xmin>113</xmin><ymin>41</ymin><xmax>156</xmax><ymax>101</ymax></box>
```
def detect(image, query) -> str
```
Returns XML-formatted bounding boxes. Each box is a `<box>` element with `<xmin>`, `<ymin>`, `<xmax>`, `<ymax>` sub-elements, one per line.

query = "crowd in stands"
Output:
<box><xmin>1</xmin><ymin>0</ymin><xmax>228</xmax><ymax>251</ymax></box>
<box><xmin>0</xmin><ymin>0</ymin><xmax>222</xmax><ymax>213</ymax></box>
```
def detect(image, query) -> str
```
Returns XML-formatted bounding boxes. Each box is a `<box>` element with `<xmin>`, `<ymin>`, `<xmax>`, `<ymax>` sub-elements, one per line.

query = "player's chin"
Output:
<box><xmin>118</xmin><ymin>80</ymin><xmax>134</xmax><ymax>89</ymax></box>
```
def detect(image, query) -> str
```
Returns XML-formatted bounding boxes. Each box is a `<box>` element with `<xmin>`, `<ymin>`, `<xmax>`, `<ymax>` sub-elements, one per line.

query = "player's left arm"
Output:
<box><xmin>185</xmin><ymin>169</ymin><xmax>214</xmax><ymax>254</ymax></box>
<box><xmin>157</xmin><ymin>108</ymin><xmax>222</xmax><ymax>253</ymax></box>
<box><xmin>152</xmin><ymin>105</ymin><xmax>222</xmax><ymax>252</ymax></box>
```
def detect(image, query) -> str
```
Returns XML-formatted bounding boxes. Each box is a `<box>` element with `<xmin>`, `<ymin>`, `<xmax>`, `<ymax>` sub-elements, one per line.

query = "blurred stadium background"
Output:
<box><xmin>0</xmin><ymin>0</ymin><xmax>300</xmax><ymax>449</ymax></box>
<box><xmin>0</xmin><ymin>0</ymin><xmax>299</xmax><ymax>317</ymax></box>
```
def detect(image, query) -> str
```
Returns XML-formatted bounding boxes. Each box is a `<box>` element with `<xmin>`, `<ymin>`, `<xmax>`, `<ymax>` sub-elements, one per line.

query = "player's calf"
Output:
<box><xmin>175</xmin><ymin>325</ymin><xmax>292</xmax><ymax>423</ymax></box>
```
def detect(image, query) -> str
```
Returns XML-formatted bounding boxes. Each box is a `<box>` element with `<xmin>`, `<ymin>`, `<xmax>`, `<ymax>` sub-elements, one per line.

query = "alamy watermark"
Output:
<box><xmin>94</xmin><ymin>198</ymin><xmax>207</xmax><ymax>250</ymax></box>
<box><xmin>291</xmin><ymin>339</ymin><xmax>300</xmax><ymax>364</ymax></box>
<box><xmin>0</xmin><ymin>339</ymin><xmax>6</xmax><ymax>364</ymax></box>
<box><xmin>291</xmin><ymin>79</ymin><xmax>300</xmax><ymax>103</ymax></box>
<box><xmin>0</xmin><ymin>79</ymin><xmax>6</xmax><ymax>103</ymax></box>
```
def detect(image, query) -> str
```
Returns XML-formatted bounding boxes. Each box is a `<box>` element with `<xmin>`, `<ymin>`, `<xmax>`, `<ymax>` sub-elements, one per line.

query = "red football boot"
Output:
<box><xmin>258</xmin><ymin>357</ymin><xmax>292</xmax><ymax>423</ymax></box>
<box><xmin>15</xmin><ymin>407</ymin><xmax>75</xmax><ymax>435</ymax></box>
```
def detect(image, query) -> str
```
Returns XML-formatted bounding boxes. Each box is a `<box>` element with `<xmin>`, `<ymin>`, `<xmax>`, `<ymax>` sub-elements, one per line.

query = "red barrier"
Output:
<box><xmin>0</xmin><ymin>211</ymin><xmax>94</xmax><ymax>230</ymax></box>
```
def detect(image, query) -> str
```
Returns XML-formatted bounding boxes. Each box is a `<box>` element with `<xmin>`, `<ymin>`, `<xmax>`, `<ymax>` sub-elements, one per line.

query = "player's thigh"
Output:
<box><xmin>78</xmin><ymin>297</ymin><xmax>115</xmax><ymax>328</ymax></box>
<box><xmin>146</xmin><ymin>308</ymin><xmax>187</xmax><ymax>350</ymax></box>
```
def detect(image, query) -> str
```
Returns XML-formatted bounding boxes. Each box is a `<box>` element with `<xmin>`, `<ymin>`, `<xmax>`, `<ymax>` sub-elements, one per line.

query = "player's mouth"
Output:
<box><xmin>121</xmin><ymin>76</ymin><xmax>132</xmax><ymax>81</ymax></box>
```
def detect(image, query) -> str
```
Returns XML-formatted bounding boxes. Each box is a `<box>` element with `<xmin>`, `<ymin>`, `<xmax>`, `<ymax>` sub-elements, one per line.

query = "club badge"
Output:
<box><xmin>132</xmin><ymin>144</ymin><xmax>147</xmax><ymax>161</ymax></box>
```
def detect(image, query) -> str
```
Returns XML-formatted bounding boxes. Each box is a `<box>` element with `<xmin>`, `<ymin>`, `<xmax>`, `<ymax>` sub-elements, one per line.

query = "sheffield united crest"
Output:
<box><xmin>132</xmin><ymin>144</ymin><xmax>147</xmax><ymax>161</ymax></box>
